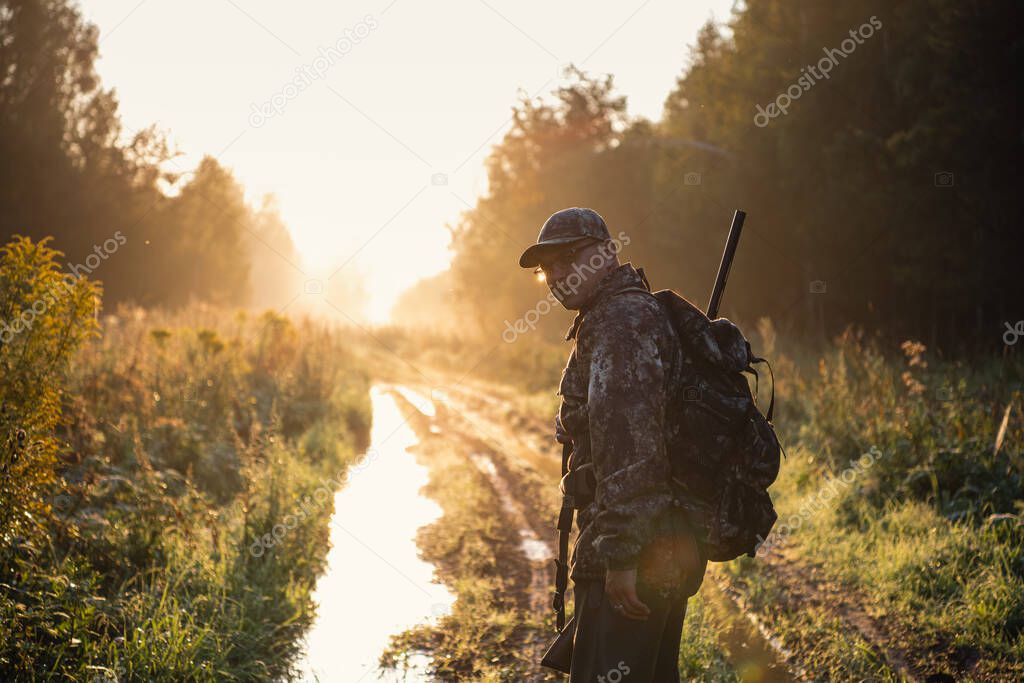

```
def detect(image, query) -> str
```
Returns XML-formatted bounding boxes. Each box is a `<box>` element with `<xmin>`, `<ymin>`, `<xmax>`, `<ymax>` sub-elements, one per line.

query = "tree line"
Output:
<box><xmin>397</xmin><ymin>0</ymin><xmax>1021</xmax><ymax>353</ymax></box>
<box><xmin>0</xmin><ymin>0</ymin><xmax>302</xmax><ymax>309</ymax></box>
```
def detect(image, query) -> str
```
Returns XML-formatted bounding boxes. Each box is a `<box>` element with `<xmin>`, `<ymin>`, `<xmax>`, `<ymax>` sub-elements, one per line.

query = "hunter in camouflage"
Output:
<box><xmin>521</xmin><ymin>207</ymin><xmax>706</xmax><ymax>682</ymax></box>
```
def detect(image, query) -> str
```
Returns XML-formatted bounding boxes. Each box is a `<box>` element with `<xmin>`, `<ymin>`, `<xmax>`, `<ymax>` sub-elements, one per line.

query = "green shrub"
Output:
<box><xmin>0</xmin><ymin>236</ymin><xmax>99</xmax><ymax>538</ymax></box>
<box><xmin>0</xmin><ymin>234</ymin><xmax>371</xmax><ymax>679</ymax></box>
<box><xmin>798</xmin><ymin>331</ymin><xmax>1023</xmax><ymax>519</ymax></box>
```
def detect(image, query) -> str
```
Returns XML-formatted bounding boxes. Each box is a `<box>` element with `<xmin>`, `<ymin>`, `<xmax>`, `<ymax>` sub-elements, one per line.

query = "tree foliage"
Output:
<box><xmin>413</xmin><ymin>0</ymin><xmax>1022</xmax><ymax>352</ymax></box>
<box><xmin>0</xmin><ymin>0</ymin><xmax>302</xmax><ymax>308</ymax></box>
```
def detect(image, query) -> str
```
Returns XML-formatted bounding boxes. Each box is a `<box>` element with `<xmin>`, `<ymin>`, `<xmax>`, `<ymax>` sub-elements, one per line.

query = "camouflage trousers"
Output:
<box><xmin>568</xmin><ymin>579</ymin><xmax>688</xmax><ymax>683</ymax></box>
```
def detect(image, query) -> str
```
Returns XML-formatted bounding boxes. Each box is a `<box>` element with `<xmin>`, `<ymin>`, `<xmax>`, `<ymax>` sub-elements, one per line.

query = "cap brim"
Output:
<box><xmin>518</xmin><ymin>237</ymin><xmax>592</xmax><ymax>268</ymax></box>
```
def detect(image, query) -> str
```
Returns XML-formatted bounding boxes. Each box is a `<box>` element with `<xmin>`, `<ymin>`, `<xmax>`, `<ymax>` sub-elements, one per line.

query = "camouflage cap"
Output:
<box><xmin>518</xmin><ymin>207</ymin><xmax>611</xmax><ymax>268</ymax></box>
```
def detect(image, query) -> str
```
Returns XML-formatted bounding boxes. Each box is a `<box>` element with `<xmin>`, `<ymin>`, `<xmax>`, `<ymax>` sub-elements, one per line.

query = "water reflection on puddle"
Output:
<box><xmin>392</xmin><ymin>386</ymin><xmax>437</xmax><ymax>418</ymax></box>
<box><xmin>298</xmin><ymin>387</ymin><xmax>454</xmax><ymax>682</ymax></box>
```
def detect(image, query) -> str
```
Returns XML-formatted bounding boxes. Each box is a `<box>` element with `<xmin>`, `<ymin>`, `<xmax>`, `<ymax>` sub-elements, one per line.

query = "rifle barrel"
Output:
<box><xmin>706</xmin><ymin>210</ymin><xmax>746</xmax><ymax>319</ymax></box>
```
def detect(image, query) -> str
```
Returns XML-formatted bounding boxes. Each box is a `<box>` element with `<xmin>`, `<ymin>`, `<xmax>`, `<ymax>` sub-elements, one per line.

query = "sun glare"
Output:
<box><xmin>79</xmin><ymin>0</ymin><xmax>734</xmax><ymax>323</ymax></box>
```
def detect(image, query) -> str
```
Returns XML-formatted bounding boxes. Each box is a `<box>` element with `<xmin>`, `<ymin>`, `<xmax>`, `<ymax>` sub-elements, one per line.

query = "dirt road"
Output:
<box><xmin>383</xmin><ymin>378</ymin><xmax>799</xmax><ymax>681</ymax></box>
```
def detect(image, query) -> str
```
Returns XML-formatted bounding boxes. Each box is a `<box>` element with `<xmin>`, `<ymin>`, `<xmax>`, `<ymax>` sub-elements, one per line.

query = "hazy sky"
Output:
<box><xmin>80</xmin><ymin>0</ymin><xmax>736</xmax><ymax>321</ymax></box>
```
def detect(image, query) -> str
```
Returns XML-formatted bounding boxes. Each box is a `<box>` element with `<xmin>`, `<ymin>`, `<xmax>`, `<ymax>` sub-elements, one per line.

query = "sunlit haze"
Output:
<box><xmin>3</xmin><ymin>2</ymin><xmax>1018</xmax><ymax>680</ymax></box>
<box><xmin>80</xmin><ymin>0</ymin><xmax>735</xmax><ymax>321</ymax></box>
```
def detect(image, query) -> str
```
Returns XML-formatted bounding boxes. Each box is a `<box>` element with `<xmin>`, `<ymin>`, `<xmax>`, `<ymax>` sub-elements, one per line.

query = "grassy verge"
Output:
<box><xmin>723</xmin><ymin>331</ymin><xmax>1023</xmax><ymax>681</ymax></box>
<box><xmin>1</xmin><ymin>241</ymin><xmax>371</xmax><ymax>681</ymax></box>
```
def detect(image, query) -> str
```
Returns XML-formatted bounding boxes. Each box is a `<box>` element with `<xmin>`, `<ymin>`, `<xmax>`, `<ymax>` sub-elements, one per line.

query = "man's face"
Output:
<box><xmin>537</xmin><ymin>239</ymin><xmax>618</xmax><ymax>310</ymax></box>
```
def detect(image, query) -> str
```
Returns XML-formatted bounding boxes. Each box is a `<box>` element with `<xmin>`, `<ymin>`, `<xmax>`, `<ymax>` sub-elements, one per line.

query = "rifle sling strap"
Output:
<box><xmin>552</xmin><ymin>441</ymin><xmax>574</xmax><ymax>631</ymax></box>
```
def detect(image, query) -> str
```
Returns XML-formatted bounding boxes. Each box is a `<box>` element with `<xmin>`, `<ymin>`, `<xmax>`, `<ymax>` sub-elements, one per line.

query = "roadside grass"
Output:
<box><xmin>737</xmin><ymin>447</ymin><xmax>1024</xmax><ymax>681</ymax></box>
<box><xmin>725</xmin><ymin>330</ymin><xmax>1024</xmax><ymax>680</ymax></box>
<box><xmin>1</xmin><ymin>241</ymin><xmax>371</xmax><ymax>683</ymax></box>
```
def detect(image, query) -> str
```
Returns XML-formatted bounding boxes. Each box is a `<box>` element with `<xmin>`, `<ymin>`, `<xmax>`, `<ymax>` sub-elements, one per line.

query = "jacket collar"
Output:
<box><xmin>564</xmin><ymin>263</ymin><xmax>647</xmax><ymax>341</ymax></box>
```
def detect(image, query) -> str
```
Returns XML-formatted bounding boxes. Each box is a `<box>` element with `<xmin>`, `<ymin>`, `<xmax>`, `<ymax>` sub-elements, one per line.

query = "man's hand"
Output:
<box><xmin>604</xmin><ymin>568</ymin><xmax>650</xmax><ymax>620</ymax></box>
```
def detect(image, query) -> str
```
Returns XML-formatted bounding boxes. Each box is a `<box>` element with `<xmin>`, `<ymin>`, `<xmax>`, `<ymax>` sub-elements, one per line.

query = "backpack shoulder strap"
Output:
<box><xmin>564</xmin><ymin>273</ymin><xmax>657</xmax><ymax>341</ymax></box>
<box><xmin>744</xmin><ymin>355</ymin><xmax>785</xmax><ymax>457</ymax></box>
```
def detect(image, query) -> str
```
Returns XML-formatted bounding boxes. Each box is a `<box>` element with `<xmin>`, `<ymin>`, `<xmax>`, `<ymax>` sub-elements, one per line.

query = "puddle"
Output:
<box><xmin>394</xmin><ymin>388</ymin><xmax>553</xmax><ymax>568</ymax></box>
<box><xmin>428</xmin><ymin>388</ymin><xmax>451</xmax><ymax>404</ymax></box>
<box><xmin>468</xmin><ymin>452</ymin><xmax>498</xmax><ymax>478</ymax></box>
<box><xmin>703</xmin><ymin>574</ymin><xmax>796</xmax><ymax>683</ymax></box>
<box><xmin>297</xmin><ymin>387</ymin><xmax>454</xmax><ymax>682</ymax></box>
<box><xmin>391</xmin><ymin>386</ymin><xmax>437</xmax><ymax>418</ymax></box>
<box><xmin>518</xmin><ymin>536</ymin><xmax>552</xmax><ymax>563</ymax></box>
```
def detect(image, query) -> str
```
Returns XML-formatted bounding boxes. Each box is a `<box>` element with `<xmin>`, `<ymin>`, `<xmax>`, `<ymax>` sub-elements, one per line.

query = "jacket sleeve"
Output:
<box><xmin>583</xmin><ymin>299</ymin><xmax>674</xmax><ymax>571</ymax></box>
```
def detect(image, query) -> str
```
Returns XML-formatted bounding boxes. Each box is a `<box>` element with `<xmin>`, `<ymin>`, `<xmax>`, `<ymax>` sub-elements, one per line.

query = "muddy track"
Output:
<box><xmin>399</xmin><ymin>375</ymin><xmax>944</xmax><ymax>682</ymax></box>
<box><xmin>754</xmin><ymin>546</ymin><xmax>924</xmax><ymax>682</ymax></box>
<box><xmin>385</xmin><ymin>385</ymin><xmax>561</xmax><ymax>677</ymax></box>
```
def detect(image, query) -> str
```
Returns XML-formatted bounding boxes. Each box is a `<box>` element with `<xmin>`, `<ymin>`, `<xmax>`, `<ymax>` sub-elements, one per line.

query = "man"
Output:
<box><xmin>519</xmin><ymin>207</ymin><xmax>706</xmax><ymax>682</ymax></box>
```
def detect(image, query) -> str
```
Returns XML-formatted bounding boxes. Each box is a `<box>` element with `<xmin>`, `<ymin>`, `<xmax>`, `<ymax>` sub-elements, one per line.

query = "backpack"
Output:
<box><xmin>633</xmin><ymin>271</ymin><xmax>783</xmax><ymax>562</ymax></box>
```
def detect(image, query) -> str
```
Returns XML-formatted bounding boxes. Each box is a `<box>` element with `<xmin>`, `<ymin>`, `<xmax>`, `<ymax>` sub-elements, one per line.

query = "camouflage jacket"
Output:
<box><xmin>557</xmin><ymin>263</ymin><xmax>700</xmax><ymax>586</ymax></box>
